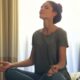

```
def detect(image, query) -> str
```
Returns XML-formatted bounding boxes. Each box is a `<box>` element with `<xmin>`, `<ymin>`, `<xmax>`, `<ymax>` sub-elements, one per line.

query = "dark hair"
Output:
<box><xmin>48</xmin><ymin>1</ymin><xmax>62</xmax><ymax>24</ymax></box>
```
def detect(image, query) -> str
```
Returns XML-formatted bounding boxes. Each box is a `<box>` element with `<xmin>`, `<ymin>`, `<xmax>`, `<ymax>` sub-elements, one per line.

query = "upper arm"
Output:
<box><xmin>58</xmin><ymin>46</ymin><xmax>67</xmax><ymax>69</ymax></box>
<box><xmin>29</xmin><ymin>47</ymin><xmax>35</xmax><ymax>62</ymax></box>
<box><xmin>29</xmin><ymin>33</ymin><xmax>36</xmax><ymax>63</ymax></box>
<box><xmin>59</xmin><ymin>46</ymin><xmax>66</xmax><ymax>61</ymax></box>
<box><xmin>58</xmin><ymin>30</ymin><xmax>68</xmax><ymax>63</ymax></box>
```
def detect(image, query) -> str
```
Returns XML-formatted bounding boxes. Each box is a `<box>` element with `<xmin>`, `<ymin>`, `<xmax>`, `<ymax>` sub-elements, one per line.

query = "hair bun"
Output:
<box><xmin>57</xmin><ymin>3</ymin><xmax>62</xmax><ymax>13</ymax></box>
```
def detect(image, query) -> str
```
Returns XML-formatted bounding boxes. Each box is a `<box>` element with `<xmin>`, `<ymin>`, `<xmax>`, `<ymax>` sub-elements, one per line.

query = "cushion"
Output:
<box><xmin>70</xmin><ymin>72</ymin><xmax>80</xmax><ymax>80</ymax></box>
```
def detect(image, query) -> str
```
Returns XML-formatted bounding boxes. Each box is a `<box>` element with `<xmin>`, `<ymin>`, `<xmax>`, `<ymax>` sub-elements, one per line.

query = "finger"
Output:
<box><xmin>0</xmin><ymin>62</ymin><xmax>4</xmax><ymax>64</ymax></box>
<box><xmin>47</xmin><ymin>72</ymin><xmax>54</xmax><ymax>77</ymax></box>
<box><xmin>48</xmin><ymin>71</ymin><xmax>53</xmax><ymax>75</ymax></box>
<box><xmin>0</xmin><ymin>68</ymin><xmax>5</xmax><ymax>72</ymax></box>
<box><xmin>0</xmin><ymin>69</ymin><xmax>6</xmax><ymax>72</ymax></box>
<box><xmin>47</xmin><ymin>73</ymin><xmax>52</xmax><ymax>76</ymax></box>
<box><xmin>47</xmin><ymin>70</ymin><xmax>55</xmax><ymax>77</ymax></box>
<box><xmin>48</xmin><ymin>70</ymin><xmax>53</xmax><ymax>74</ymax></box>
<box><xmin>53</xmin><ymin>66</ymin><xmax>59</xmax><ymax>71</ymax></box>
<box><xmin>52</xmin><ymin>69</ymin><xmax>58</xmax><ymax>73</ymax></box>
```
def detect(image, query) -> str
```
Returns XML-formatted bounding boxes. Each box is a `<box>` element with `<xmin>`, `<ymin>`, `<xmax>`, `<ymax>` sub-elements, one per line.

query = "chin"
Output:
<box><xmin>40</xmin><ymin>15</ymin><xmax>46</xmax><ymax>19</ymax></box>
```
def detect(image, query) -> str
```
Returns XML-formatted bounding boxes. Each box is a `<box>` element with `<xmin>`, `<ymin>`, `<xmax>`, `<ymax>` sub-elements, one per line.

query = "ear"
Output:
<box><xmin>52</xmin><ymin>11</ymin><xmax>57</xmax><ymax>17</ymax></box>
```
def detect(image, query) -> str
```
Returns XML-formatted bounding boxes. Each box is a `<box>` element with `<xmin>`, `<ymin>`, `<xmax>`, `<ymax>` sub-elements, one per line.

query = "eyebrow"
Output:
<box><xmin>41</xmin><ymin>4</ymin><xmax>50</xmax><ymax>8</ymax></box>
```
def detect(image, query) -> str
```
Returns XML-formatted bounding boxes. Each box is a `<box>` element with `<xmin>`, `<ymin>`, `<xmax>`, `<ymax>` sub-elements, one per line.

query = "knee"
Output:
<box><xmin>40</xmin><ymin>72</ymin><xmax>66</xmax><ymax>80</ymax></box>
<box><xmin>52</xmin><ymin>72</ymin><xmax>67</xmax><ymax>80</ymax></box>
<box><xmin>4</xmin><ymin>68</ymin><xmax>17</xmax><ymax>78</ymax></box>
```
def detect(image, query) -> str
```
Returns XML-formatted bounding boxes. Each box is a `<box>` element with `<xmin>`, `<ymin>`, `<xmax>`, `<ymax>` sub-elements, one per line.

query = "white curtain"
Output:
<box><xmin>18</xmin><ymin>0</ymin><xmax>80</xmax><ymax>73</ymax></box>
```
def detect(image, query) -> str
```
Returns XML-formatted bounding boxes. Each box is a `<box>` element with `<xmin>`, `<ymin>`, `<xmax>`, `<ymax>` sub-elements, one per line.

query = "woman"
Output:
<box><xmin>0</xmin><ymin>1</ymin><xmax>71</xmax><ymax>80</ymax></box>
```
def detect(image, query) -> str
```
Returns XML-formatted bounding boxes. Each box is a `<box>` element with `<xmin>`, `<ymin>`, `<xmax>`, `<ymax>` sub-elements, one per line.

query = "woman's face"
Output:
<box><xmin>39</xmin><ymin>2</ymin><xmax>56</xmax><ymax>20</ymax></box>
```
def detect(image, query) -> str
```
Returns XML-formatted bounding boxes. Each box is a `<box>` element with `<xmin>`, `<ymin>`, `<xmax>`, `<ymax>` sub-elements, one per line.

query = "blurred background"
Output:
<box><xmin>0</xmin><ymin>0</ymin><xmax>80</xmax><ymax>80</ymax></box>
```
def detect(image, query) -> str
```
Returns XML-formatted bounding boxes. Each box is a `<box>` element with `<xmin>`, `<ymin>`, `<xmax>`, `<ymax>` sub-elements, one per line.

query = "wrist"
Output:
<box><xmin>51</xmin><ymin>65</ymin><xmax>59</xmax><ymax>72</ymax></box>
<box><xmin>57</xmin><ymin>63</ymin><xmax>66</xmax><ymax>70</ymax></box>
<box><xmin>9</xmin><ymin>63</ymin><xmax>15</xmax><ymax>68</ymax></box>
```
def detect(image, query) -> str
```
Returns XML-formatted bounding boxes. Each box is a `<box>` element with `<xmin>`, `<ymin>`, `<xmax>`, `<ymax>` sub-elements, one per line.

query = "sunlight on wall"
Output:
<box><xmin>18</xmin><ymin>0</ymin><xmax>80</xmax><ymax>72</ymax></box>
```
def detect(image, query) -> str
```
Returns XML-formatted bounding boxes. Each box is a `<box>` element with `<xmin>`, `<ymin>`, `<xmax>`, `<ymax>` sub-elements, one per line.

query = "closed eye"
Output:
<box><xmin>44</xmin><ymin>6</ymin><xmax>49</xmax><ymax>9</ymax></box>
<box><xmin>41</xmin><ymin>5</ymin><xmax>49</xmax><ymax>9</ymax></box>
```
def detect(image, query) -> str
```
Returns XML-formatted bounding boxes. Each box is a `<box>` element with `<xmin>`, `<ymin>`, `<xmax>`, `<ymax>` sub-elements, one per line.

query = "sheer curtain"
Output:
<box><xmin>18</xmin><ymin>0</ymin><xmax>80</xmax><ymax>73</ymax></box>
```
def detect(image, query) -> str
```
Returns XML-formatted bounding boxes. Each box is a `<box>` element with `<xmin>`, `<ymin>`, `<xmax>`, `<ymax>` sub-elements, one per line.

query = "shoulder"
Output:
<box><xmin>57</xmin><ymin>27</ymin><xmax>67</xmax><ymax>36</ymax></box>
<box><xmin>32</xmin><ymin>29</ymin><xmax>41</xmax><ymax>37</ymax></box>
<box><xmin>58</xmin><ymin>27</ymin><xmax>67</xmax><ymax>33</ymax></box>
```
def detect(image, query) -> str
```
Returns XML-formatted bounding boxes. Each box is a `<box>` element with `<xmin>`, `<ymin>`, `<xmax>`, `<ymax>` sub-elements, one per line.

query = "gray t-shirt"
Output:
<box><xmin>32</xmin><ymin>28</ymin><xmax>70</xmax><ymax>79</ymax></box>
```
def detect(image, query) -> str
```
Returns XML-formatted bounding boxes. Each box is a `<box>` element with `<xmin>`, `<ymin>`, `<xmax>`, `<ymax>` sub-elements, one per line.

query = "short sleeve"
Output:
<box><xmin>58</xmin><ymin>30</ymin><xmax>69</xmax><ymax>48</ymax></box>
<box><xmin>32</xmin><ymin>31</ymin><xmax>37</xmax><ymax>47</ymax></box>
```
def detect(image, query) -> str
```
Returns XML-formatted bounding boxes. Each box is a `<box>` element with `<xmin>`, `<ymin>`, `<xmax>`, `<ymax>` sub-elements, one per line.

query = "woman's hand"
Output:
<box><xmin>47</xmin><ymin>64</ymin><xmax>59</xmax><ymax>77</ymax></box>
<box><xmin>0</xmin><ymin>61</ymin><xmax>12</xmax><ymax>72</ymax></box>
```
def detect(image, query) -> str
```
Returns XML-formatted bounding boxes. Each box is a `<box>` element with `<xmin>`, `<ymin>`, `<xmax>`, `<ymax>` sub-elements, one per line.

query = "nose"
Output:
<box><xmin>40</xmin><ymin>7</ymin><xmax>45</xmax><ymax>13</ymax></box>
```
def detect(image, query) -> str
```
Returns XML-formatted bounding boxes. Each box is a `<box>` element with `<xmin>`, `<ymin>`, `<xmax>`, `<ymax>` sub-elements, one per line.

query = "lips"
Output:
<box><xmin>40</xmin><ymin>11</ymin><xmax>44</xmax><ymax>14</ymax></box>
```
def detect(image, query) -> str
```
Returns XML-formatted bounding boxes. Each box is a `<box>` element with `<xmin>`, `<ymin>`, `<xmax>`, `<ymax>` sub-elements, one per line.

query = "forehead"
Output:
<box><xmin>42</xmin><ymin>2</ymin><xmax>52</xmax><ymax>7</ymax></box>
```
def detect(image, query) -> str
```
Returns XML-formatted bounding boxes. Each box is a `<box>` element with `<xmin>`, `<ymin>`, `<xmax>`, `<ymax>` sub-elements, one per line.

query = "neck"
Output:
<box><xmin>43</xmin><ymin>19</ymin><xmax>55</xmax><ymax>32</ymax></box>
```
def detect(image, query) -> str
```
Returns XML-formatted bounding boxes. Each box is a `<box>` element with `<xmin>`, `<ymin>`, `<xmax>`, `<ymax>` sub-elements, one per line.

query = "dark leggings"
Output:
<box><xmin>4</xmin><ymin>68</ymin><xmax>67</xmax><ymax>80</ymax></box>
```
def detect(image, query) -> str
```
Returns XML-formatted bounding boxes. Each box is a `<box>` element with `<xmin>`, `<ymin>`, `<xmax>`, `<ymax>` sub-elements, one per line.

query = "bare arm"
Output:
<box><xmin>47</xmin><ymin>46</ymin><xmax>67</xmax><ymax>76</ymax></box>
<box><xmin>10</xmin><ymin>48</ymin><xmax>35</xmax><ymax>68</ymax></box>
<box><xmin>0</xmin><ymin>47</ymin><xmax>35</xmax><ymax>72</ymax></box>
<box><xmin>57</xmin><ymin>46</ymin><xmax>66</xmax><ymax>69</ymax></box>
